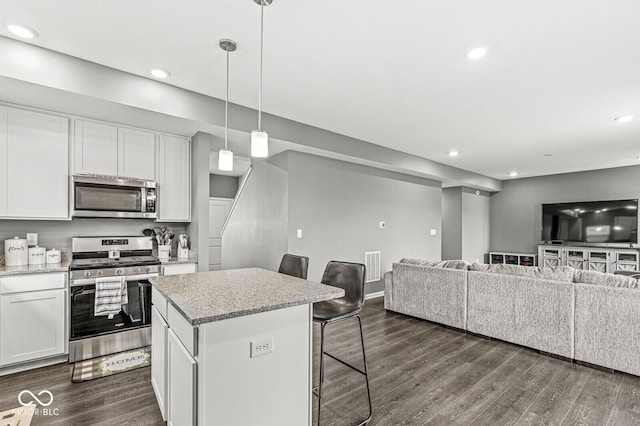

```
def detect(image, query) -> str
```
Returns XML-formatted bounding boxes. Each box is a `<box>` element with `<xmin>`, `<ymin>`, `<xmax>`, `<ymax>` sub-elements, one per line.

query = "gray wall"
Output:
<box><xmin>221</xmin><ymin>159</ymin><xmax>289</xmax><ymax>271</ymax></box>
<box><xmin>285</xmin><ymin>152</ymin><xmax>442</xmax><ymax>293</ymax></box>
<box><xmin>442</xmin><ymin>187</ymin><xmax>491</xmax><ymax>263</ymax></box>
<box><xmin>187</xmin><ymin>132</ymin><xmax>213</xmax><ymax>272</ymax></box>
<box><xmin>442</xmin><ymin>187</ymin><xmax>462</xmax><ymax>260</ymax></box>
<box><xmin>490</xmin><ymin>165</ymin><xmax>640</xmax><ymax>254</ymax></box>
<box><xmin>209</xmin><ymin>174</ymin><xmax>239</xmax><ymax>199</ymax></box>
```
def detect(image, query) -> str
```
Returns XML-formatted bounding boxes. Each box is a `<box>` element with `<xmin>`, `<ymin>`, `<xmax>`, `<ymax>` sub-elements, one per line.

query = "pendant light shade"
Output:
<box><xmin>251</xmin><ymin>131</ymin><xmax>269</xmax><ymax>157</ymax></box>
<box><xmin>251</xmin><ymin>0</ymin><xmax>272</xmax><ymax>158</ymax></box>
<box><xmin>218</xmin><ymin>148</ymin><xmax>234</xmax><ymax>171</ymax></box>
<box><xmin>219</xmin><ymin>38</ymin><xmax>236</xmax><ymax>172</ymax></box>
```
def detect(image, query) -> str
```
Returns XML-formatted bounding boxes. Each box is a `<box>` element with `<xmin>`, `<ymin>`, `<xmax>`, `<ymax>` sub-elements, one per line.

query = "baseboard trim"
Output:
<box><xmin>365</xmin><ymin>291</ymin><xmax>384</xmax><ymax>300</ymax></box>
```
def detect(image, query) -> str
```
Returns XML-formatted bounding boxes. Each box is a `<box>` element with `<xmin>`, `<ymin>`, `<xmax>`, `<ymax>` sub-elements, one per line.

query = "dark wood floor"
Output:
<box><xmin>2</xmin><ymin>297</ymin><xmax>639</xmax><ymax>425</ymax></box>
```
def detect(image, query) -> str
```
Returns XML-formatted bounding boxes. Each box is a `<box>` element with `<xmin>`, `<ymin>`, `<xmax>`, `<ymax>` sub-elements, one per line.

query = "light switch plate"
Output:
<box><xmin>379</xmin><ymin>221</ymin><xmax>386</xmax><ymax>229</ymax></box>
<box><xmin>250</xmin><ymin>337</ymin><xmax>274</xmax><ymax>358</ymax></box>
<box><xmin>430</xmin><ymin>229</ymin><xmax>437</xmax><ymax>236</ymax></box>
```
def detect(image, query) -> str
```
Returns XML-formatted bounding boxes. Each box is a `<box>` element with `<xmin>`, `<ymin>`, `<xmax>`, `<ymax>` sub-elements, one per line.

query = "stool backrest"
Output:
<box><xmin>278</xmin><ymin>254</ymin><xmax>309</xmax><ymax>279</ymax></box>
<box><xmin>320</xmin><ymin>261</ymin><xmax>366</xmax><ymax>310</ymax></box>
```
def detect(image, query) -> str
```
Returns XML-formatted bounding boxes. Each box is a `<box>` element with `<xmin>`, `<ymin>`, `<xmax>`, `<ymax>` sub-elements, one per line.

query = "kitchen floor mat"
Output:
<box><xmin>71</xmin><ymin>346</ymin><xmax>150</xmax><ymax>382</ymax></box>
<box><xmin>0</xmin><ymin>404</ymin><xmax>34</xmax><ymax>426</ymax></box>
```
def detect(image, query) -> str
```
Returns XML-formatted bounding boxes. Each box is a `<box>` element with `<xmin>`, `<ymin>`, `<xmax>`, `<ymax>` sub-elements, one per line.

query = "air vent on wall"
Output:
<box><xmin>365</xmin><ymin>251</ymin><xmax>381</xmax><ymax>283</ymax></box>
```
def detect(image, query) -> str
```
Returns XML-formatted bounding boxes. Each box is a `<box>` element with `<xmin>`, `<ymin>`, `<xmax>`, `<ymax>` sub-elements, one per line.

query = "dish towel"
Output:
<box><xmin>95</xmin><ymin>276</ymin><xmax>127</xmax><ymax>319</ymax></box>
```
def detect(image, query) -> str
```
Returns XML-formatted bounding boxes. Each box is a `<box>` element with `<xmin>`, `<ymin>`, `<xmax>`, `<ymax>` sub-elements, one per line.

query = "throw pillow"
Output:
<box><xmin>574</xmin><ymin>269</ymin><xmax>639</xmax><ymax>289</ymax></box>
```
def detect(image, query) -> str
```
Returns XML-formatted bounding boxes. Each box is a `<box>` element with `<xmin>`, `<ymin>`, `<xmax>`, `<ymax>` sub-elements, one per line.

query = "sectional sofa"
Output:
<box><xmin>384</xmin><ymin>259</ymin><xmax>640</xmax><ymax>377</ymax></box>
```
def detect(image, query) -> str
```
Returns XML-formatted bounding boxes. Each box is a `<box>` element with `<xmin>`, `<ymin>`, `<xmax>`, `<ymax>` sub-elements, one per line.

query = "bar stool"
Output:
<box><xmin>313</xmin><ymin>261</ymin><xmax>372</xmax><ymax>425</ymax></box>
<box><xmin>278</xmin><ymin>254</ymin><xmax>309</xmax><ymax>279</ymax></box>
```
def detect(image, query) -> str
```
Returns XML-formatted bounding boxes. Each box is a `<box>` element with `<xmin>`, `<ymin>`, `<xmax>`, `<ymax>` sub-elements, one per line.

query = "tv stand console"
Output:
<box><xmin>537</xmin><ymin>245</ymin><xmax>639</xmax><ymax>273</ymax></box>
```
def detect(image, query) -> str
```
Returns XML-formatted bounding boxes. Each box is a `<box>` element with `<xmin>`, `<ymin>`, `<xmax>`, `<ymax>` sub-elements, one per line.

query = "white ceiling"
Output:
<box><xmin>2</xmin><ymin>0</ymin><xmax>640</xmax><ymax>180</ymax></box>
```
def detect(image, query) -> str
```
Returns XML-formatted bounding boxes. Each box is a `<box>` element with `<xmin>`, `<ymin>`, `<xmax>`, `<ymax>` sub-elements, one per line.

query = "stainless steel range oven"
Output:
<box><xmin>68</xmin><ymin>236</ymin><xmax>161</xmax><ymax>362</ymax></box>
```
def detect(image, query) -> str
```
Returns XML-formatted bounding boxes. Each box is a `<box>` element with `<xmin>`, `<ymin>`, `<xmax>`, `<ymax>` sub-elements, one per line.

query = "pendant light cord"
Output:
<box><xmin>225</xmin><ymin>47</ymin><xmax>229</xmax><ymax>150</ymax></box>
<box><xmin>258</xmin><ymin>0</ymin><xmax>264</xmax><ymax>131</ymax></box>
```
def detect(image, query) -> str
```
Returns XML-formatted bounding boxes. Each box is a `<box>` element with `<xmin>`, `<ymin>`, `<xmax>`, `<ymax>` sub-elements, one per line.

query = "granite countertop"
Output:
<box><xmin>150</xmin><ymin>267</ymin><xmax>345</xmax><ymax>325</ymax></box>
<box><xmin>161</xmin><ymin>257</ymin><xmax>198</xmax><ymax>265</ymax></box>
<box><xmin>0</xmin><ymin>260</ymin><xmax>72</xmax><ymax>277</ymax></box>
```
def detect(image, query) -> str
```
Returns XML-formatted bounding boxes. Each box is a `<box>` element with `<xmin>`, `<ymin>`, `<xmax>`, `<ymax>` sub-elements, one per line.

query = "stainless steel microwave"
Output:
<box><xmin>72</xmin><ymin>175</ymin><xmax>157</xmax><ymax>219</ymax></box>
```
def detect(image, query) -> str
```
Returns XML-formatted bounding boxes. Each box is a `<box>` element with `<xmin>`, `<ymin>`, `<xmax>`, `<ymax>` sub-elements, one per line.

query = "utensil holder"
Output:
<box><xmin>158</xmin><ymin>245</ymin><xmax>171</xmax><ymax>260</ymax></box>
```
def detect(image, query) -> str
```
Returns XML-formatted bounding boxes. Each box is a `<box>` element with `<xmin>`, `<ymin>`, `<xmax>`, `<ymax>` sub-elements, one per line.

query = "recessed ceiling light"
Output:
<box><xmin>448</xmin><ymin>151</ymin><xmax>459</xmax><ymax>157</ymax></box>
<box><xmin>615</xmin><ymin>115</ymin><xmax>634</xmax><ymax>123</ymax></box>
<box><xmin>7</xmin><ymin>23</ymin><xmax>38</xmax><ymax>39</ymax></box>
<box><xmin>509</xmin><ymin>171</ymin><xmax>518</xmax><ymax>177</ymax></box>
<box><xmin>467</xmin><ymin>47</ymin><xmax>488</xmax><ymax>60</ymax></box>
<box><xmin>151</xmin><ymin>69</ymin><xmax>171</xmax><ymax>79</ymax></box>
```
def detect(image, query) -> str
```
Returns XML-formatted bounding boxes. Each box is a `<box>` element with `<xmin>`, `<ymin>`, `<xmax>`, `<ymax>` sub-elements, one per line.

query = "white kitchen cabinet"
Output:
<box><xmin>162</xmin><ymin>263</ymin><xmax>197</xmax><ymax>276</ymax></box>
<box><xmin>0</xmin><ymin>273</ymin><xmax>67</xmax><ymax>366</ymax></box>
<box><xmin>157</xmin><ymin>134</ymin><xmax>191</xmax><ymax>222</ymax></box>
<box><xmin>118</xmin><ymin>127</ymin><xmax>156</xmax><ymax>180</ymax></box>
<box><xmin>74</xmin><ymin>120</ymin><xmax>155</xmax><ymax>180</ymax></box>
<box><xmin>0</xmin><ymin>107</ymin><xmax>69</xmax><ymax>219</ymax></box>
<box><xmin>151</xmin><ymin>305</ymin><xmax>168</xmax><ymax>421</ymax></box>
<box><xmin>167</xmin><ymin>328</ymin><xmax>197</xmax><ymax>426</ymax></box>
<box><xmin>74</xmin><ymin>120</ymin><xmax>118</xmax><ymax>176</ymax></box>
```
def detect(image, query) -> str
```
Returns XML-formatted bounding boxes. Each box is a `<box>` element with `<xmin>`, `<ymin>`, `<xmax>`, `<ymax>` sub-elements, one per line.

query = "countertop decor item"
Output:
<box><xmin>46</xmin><ymin>248</ymin><xmax>62</xmax><ymax>264</ymax></box>
<box><xmin>177</xmin><ymin>234</ymin><xmax>189</xmax><ymax>260</ymax></box>
<box><xmin>4</xmin><ymin>236</ymin><xmax>28</xmax><ymax>266</ymax></box>
<box><xmin>28</xmin><ymin>245</ymin><xmax>46</xmax><ymax>265</ymax></box>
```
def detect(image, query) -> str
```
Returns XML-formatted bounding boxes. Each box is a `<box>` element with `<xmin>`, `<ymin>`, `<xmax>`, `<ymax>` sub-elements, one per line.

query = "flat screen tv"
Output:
<box><xmin>541</xmin><ymin>199</ymin><xmax>638</xmax><ymax>244</ymax></box>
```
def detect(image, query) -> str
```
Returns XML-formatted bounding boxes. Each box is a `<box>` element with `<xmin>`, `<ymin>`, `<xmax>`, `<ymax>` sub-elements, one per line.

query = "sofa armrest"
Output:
<box><xmin>575</xmin><ymin>283</ymin><xmax>640</xmax><ymax>376</ymax></box>
<box><xmin>383</xmin><ymin>271</ymin><xmax>394</xmax><ymax>310</ymax></box>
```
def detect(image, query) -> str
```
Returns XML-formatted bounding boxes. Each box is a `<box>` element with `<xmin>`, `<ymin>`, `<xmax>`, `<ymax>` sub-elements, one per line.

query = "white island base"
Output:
<box><xmin>197</xmin><ymin>304</ymin><xmax>311</xmax><ymax>425</ymax></box>
<box><xmin>150</xmin><ymin>268</ymin><xmax>344</xmax><ymax>426</ymax></box>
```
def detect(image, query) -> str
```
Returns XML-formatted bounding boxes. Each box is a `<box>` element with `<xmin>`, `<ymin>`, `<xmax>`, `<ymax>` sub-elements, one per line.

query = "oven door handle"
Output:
<box><xmin>70</xmin><ymin>273</ymin><xmax>159</xmax><ymax>287</ymax></box>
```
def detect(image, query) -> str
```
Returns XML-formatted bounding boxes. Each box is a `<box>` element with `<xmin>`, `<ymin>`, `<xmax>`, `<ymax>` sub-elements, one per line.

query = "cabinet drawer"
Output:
<box><xmin>152</xmin><ymin>287</ymin><xmax>168</xmax><ymax>320</ymax></box>
<box><xmin>162</xmin><ymin>263</ymin><xmax>197</xmax><ymax>276</ymax></box>
<box><xmin>0</xmin><ymin>273</ymin><xmax>66</xmax><ymax>294</ymax></box>
<box><xmin>167</xmin><ymin>303</ymin><xmax>197</xmax><ymax>357</ymax></box>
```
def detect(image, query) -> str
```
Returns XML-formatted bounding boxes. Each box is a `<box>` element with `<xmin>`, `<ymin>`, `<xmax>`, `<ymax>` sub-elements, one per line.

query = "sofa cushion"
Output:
<box><xmin>399</xmin><ymin>258</ymin><xmax>471</xmax><ymax>270</ymax></box>
<box><xmin>574</xmin><ymin>269</ymin><xmax>639</xmax><ymax>289</ymax></box>
<box><xmin>469</xmin><ymin>263</ymin><xmax>575</xmax><ymax>282</ymax></box>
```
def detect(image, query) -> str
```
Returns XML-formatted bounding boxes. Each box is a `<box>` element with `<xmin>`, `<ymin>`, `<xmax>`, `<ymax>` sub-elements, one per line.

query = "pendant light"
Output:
<box><xmin>219</xmin><ymin>38</ymin><xmax>236</xmax><ymax>171</ymax></box>
<box><xmin>251</xmin><ymin>0</ymin><xmax>272</xmax><ymax>158</ymax></box>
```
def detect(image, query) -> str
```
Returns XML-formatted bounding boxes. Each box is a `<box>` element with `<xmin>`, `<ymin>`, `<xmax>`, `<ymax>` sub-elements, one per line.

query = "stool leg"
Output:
<box><xmin>317</xmin><ymin>322</ymin><xmax>327</xmax><ymax>426</ymax></box>
<box><xmin>357</xmin><ymin>315</ymin><xmax>373</xmax><ymax>425</ymax></box>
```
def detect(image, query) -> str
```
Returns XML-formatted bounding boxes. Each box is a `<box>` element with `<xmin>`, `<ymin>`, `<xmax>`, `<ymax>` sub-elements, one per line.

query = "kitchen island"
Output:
<box><xmin>149</xmin><ymin>268</ymin><xmax>344</xmax><ymax>426</ymax></box>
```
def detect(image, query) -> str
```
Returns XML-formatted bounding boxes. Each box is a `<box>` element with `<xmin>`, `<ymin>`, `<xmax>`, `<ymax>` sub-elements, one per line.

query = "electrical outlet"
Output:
<box><xmin>296</xmin><ymin>229</ymin><xmax>303</xmax><ymax>239</ymax></box>
<box><xmin>250</xmin><ymin>337</ymin><xmax>274</xmax><ymax>358</ymax></box>
<box><xmin>430</xmin><ymin>229</ymin><xmax>437</xmax><ymax>236</ymax></box>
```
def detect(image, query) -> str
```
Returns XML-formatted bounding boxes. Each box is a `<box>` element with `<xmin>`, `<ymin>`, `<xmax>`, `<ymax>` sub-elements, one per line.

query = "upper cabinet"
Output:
<box><xmin>74</xmin><ymin>120</ymin><xmax>155</xmax><ymax>180</ymax></box>
<box><xmin>0</xmin><ymin>106</ymin><xmax>69</xmax><ymax>219</ymax></box>
<box><xmin>157</xmin><ymin>134</ymin><xmax>191</xmax><ymax>222</ymax></box>
<box><xmin>118</xmin><ymin>127</ymin><xmax>156</xmax><ymax>180</ymax></box>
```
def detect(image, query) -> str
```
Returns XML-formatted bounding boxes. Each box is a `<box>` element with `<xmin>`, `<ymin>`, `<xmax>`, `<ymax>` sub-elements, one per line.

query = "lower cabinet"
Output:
<box><xmin>152</xmin><ymin>288</ymin><xmax>197</xmax><ymax>426</ymax></box>
<box><xmin>0</xmin><ymin>273</ymin><xmax>67</xmax><ymax>367</ymax></box>
<box><xmin>151</xmin><ymin>306</ymin><xmax>168</xmax><ymax>420</ymax></box>
<box><xmin>167</xmin><ymin>329</ymin><xmax>197</xmax><ymax>426</ymax></box>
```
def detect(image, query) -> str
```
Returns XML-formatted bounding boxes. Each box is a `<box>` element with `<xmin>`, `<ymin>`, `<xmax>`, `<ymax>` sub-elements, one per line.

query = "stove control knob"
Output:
<box><xmin>145</xmin><ymin>267</ymin><xmax>151</xmax><ymax>273</ymax></box>
<box><xmin>135</xmin><ymin>268</ymin><xmax>141</xmax><ymax>273</ymax></box>
<box><xmin>116</xmin><ymin>268</ymin><xmax>124</xmax><ymax>276</ymax></box>
<box><xmin>84</xmin><ymin>271</ymin><xmax>91</xmax><ymax>278</ymax></box>
<box><xmin>97</xmin><ymin>271</ymin><xmax>104</xmax><ymax>276</ymax></box>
